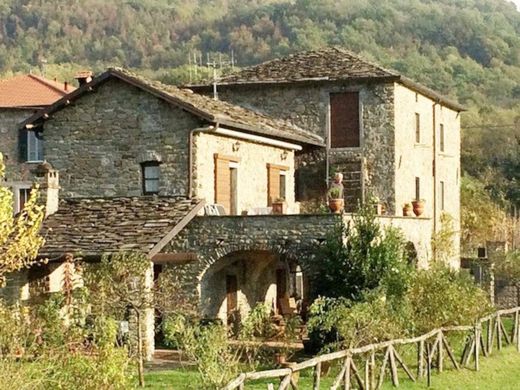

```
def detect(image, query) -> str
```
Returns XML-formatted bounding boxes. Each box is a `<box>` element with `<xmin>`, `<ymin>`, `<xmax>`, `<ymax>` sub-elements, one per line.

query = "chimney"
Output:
<box><xmin>34</xmin><ymin>162</ymin><xmax>60</xmax><ymax>217</ymax></box>
<box><xmin>74</xmin><ymin>71</ymin><xmax>93</xmax><ymax>86</ymax></box>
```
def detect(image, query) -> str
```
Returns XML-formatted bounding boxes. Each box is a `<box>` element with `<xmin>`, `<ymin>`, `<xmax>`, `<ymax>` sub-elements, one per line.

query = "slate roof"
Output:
<box><xmin>23</xmin><ymin>68</ymin><xmax>324</xmax><ymax>146</ymax></box>
<box><xmin>0</xmin><ymin>74</ymin><xmax>74</xmax><ymax>109</ymax></box>
<box><xmin>214</xmin><ymin>47</ymin><xmax>465</xmax><ymax>112</ymax></box>
<box><xmin>40</xmin><ymin>196</ymin><xmax>203</xmax><ymax>258</ymax></box>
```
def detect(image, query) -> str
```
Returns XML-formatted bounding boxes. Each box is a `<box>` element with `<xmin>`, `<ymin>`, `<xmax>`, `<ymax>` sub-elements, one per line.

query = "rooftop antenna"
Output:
<box><xmin>207</xmin><ymin>58</ymin><xmax>218</xmax><ymax>100</ymax></box>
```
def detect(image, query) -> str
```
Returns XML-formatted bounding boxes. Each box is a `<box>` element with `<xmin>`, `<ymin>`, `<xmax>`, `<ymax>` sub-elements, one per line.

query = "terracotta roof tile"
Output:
<box><xmin>40</xmin><ymin>196</ymin><xmax>202</xmax><ymax>257</ymax></box>
<box><xmin>0</xmin><ymin>74</ymin><xmax>74</xmax><ymax>109</ymax></box>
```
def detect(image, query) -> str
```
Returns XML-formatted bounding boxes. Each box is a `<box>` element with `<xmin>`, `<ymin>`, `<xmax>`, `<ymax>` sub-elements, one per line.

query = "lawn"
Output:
<box><xmin>144</xmin><ymin>346</ymin><xmax>520</xmax><ymax>389</ymax></box>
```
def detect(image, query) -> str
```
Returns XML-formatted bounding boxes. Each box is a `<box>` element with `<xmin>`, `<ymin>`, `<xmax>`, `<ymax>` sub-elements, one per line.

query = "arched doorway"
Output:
<box><xmin>199</xmin><ymin>250</ymin><xmax>305</xmax><ymax>326</ymax></box>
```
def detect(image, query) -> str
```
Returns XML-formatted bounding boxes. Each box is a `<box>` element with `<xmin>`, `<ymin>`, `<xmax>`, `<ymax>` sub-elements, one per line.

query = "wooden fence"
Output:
<box><xmin>223</xmin><ymin>307</ymin><xmax>520</xmax><ymax>390</ymax></box>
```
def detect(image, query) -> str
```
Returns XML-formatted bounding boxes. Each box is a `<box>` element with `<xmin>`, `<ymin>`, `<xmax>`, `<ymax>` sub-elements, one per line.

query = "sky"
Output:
<box><xmin>511</xmin><ymin>0</ymin><xmax>520</xmax><ymax>10</ymax></box>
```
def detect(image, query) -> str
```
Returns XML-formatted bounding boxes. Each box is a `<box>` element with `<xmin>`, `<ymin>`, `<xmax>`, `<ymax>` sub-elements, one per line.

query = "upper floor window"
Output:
<box><xmin>440</xmin><ymin>181</ymin><xmax>445</xmax><ymax>210</ymax></box>
<box><xmin>415</xmin><ymin>113</ymin><xmax>421</xmax><ymax>143</ymax></box>
<box><xmin>415</xmin><ymin>177</ymin><xmax>421</xmax><ymax>200</ymax></box>
<box><xmin>267</xmin><ymin>164</ymin><xmax>289</xmax><ymax>205</ymax></box>
<box><xmin>330</xmin><ymin>92</ymin><xmax>360</xmax><ymax>148</ymax></box>
<box><xmin>439</xmin><ymin>123</ymin><xmax>445</xmax><ymax>152</ymax></box>
<box><xmin>141</xmin><ymin>162</ymin><xmax>160</xmax><ymax>195</ymax></box>
<box><xmin>20</xmin><ymin>130</ymin><xmax>44</xmax><ymax>162</ymax></box>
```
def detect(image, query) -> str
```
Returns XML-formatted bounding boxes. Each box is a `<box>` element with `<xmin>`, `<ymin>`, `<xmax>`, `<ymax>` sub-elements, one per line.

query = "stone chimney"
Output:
<box><xmin>34</xmin><ymin>162</ymin><xmax>60</xmax><ymax>217</ymax></box>
<box><xmin>74</xmin><ymin>71</ymin><xmax>93</xmax><ymax>86</ymax></box>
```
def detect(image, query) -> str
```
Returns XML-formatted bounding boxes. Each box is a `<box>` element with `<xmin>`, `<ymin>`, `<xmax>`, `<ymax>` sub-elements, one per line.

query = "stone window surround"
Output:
<box><xmin>323</xmin><ymin>85</ymin><xmax>364</xmax><ymax>152</ymax></box>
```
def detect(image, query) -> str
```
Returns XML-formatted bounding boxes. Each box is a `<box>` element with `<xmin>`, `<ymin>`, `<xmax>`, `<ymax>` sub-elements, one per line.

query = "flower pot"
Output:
<box><xmin>403</xmin><ymin>205</ymin><xmax>413</xmax><ymax>217</ymax></box>
<box><xmin>412</xmin><ymin>200</ymin><xmax>425</xmax><ymax>217</ymax></box>
<box><xmin>272</xmin><ymin>201</ymin><xmax>287</xmax><ymax>215</ymax></box>
<box><xmin>275</xmin><ymin>352</ymin><xmax>286</xmax><ymax>365</ymax></box>
<box><xmin>328</xmin><ymin>199</ymin><xmax>344</xmax><ymax>214</ymax></box>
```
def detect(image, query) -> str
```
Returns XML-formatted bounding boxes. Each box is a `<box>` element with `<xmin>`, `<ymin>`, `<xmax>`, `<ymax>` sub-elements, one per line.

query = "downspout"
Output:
<box><xmin>188</xmin><ymin>125</ymin><xmax>216</xmax><ymax>198</ymax></box>
<box><xmin>432</xmin><ymin>102</ymin><xmax>439</xmax><ymax>258</ymax></box>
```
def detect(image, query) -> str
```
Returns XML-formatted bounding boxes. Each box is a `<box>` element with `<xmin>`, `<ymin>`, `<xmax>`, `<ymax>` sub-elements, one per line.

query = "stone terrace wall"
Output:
<box><xmin>43</xmin><ymin>78</ymin><xmax>203</xmax><ymax>198</ymax></box>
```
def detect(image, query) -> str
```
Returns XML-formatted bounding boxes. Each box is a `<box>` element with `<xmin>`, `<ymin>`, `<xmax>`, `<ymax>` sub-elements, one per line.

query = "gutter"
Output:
<box><xmin>188</xmin><ymin>125</ymin><xmax>215</xmax><ymax>198</ymax></box>
<box><xmin>432</xmin><ymin>101</ymin><xmax>439</xmax><ymax>259</ymax></box>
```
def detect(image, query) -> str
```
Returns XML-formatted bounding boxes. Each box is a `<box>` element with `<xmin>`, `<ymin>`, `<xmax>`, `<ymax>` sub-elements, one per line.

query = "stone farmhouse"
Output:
<box><xmin>0</xmin><ymin>49</ymin><xmax>464</xmax><ymax>358</ymax></box>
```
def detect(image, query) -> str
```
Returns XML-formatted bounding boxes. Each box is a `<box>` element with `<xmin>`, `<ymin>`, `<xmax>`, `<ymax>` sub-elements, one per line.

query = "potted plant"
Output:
<box><xmin>272</xmin><ymin>197</ymin><xmax>287</xmax><ymax>215</ymax></box>
<box><xmin>328</xmin><ymin>187</ymin><xmax>344</xmax><ymax>214</ymax></box>
<box><xmin>412</xmin><ymin>199</ymin><xmax>425</xmax><ymax>216</ymax></box>
<box><xmin>402</xmin><ymin>202</ymin><xmax>413</xmax><ymax>216</ymax></box>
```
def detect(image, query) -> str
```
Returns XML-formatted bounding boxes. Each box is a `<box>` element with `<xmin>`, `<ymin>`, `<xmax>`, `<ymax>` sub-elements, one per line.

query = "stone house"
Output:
<box><xmin>191</xmin><ymin>47</ymin><xmax>465</xmax><ymax>266</ymax></box>
<box><xmin>0</xmin><ymin>73</ymin><xmax>73</xmax><ymax>213</ymax></box>
<box><xmin>0</xmin><ymin>49</ymin><xmax>465</xmax><ymax>357</ymax></box>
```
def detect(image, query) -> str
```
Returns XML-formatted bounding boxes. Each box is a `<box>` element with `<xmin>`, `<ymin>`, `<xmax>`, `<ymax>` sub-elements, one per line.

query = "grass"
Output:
<box><xmin>144</xmin><ymin>345</ymin><xmax>520</xmax><ymax>389</ymax></box>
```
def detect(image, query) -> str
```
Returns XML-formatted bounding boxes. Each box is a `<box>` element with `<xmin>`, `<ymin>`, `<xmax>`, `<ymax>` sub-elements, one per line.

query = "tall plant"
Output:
<box><xmin>0</xmin><ymin>153</ymin><xmax>46</xmax><ymax>286</ymax></box>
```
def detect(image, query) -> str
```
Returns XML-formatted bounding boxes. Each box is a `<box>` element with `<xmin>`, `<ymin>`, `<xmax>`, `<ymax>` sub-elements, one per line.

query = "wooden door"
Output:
<box><xmin>330</xmin><ymin>92</ymin><xmax>360</xmax><ymax>148</ymax></box>
<box><xmin>214</xmin><ymin>154</ymin><xmax>239</xmax><ymax>215</ymax></box>
<box><xmin>226</xmin><ymin>275</ymin><xmax>238</xmax><ymax>325</ymax></box>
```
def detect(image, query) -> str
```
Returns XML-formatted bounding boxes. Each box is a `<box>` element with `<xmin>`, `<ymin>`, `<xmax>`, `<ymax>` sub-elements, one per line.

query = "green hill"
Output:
<box><xmin>1</xmin><ymin>0</ymin><xmax>519</xmax><ymax>211</ymax></box>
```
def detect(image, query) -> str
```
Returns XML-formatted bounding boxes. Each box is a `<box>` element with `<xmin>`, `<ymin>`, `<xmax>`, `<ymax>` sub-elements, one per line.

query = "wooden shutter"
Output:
<box><xmin>267</xmin><ymin>164</ymin><xmax>288</xmax><ymax>206</ymax></box>
<box><xmin>214</xmin><ymin>154</ymin><xmax>239</xmax><ymax>214</ymax></box>
<box><xmin>330</xmin><ymin>92</ymin><xmax>360</xmax><ymax>148</ymax></box>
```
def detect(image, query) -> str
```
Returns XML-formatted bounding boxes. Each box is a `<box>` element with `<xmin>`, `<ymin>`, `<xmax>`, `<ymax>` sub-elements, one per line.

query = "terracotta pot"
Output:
<box><xmin>272</xmin><ymin>201</ymin><xmax>286</xmax><ymax>215</ymax></box>
<box><xmin>412</xmin><ymin>200</ymin><xmax>425</xmax><ymax>217</ymax></box>
<box><xmin>329</xmin><ymin>199</ymin><xmax>344</xmax><ymax>214</ymax></box>
<box><xmin>275</xmin><ymin>353</ymin><xmax>286</xmax><ymax>365</ymax></box>
<box><xmin>403</xmin><ymin>205</ymin><xmax>413</xmax><ymax>217</ymax></box>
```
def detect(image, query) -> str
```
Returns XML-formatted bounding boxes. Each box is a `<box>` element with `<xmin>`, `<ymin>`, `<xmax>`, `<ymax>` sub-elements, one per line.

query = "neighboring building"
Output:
<box><xmin>191</xmin><ymin>47</ymin><xmax>464</xmax><ymax>266</ymax></box>
<box><xmin>0</xmin><ymin>73</ymin><xmax>73</xmax><ymax>212</ymax></box>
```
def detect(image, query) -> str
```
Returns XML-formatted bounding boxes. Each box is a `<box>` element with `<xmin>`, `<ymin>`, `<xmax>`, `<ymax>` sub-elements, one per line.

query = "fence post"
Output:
<box><xmin>474</xmin><ymin>323</ymin><xmax>480</xmax><ymax>371</ymax></box>
<box><xmin>313</xmin><ymin>361</ymin><xmax>321</xmax><ymax>390</ymax></box>
<box><xmin>417</xmin><ymin>339</ymin><xmax>424</xmax><ymax>378</ymax></box>
<box><xmin>517</xmin><ymin>309</ymin><xmax>520</xmax><ymax>352</ymax></box>
<box><xmin>437</xmin><ymin>331</ymin><xmax>444</xmax><ymax>373</ymax></box>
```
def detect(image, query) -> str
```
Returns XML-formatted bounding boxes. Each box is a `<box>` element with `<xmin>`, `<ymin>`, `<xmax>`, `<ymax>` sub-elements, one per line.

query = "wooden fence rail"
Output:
<box><xmin>223</xmin><ymin>307</ymin><xmax>520</xmax><ymax>390</ymax></box>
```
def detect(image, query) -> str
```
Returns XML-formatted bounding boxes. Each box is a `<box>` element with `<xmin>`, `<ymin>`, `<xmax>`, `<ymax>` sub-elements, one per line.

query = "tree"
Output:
<box><xmin>0</xmin><ymin>153</ymin><xmax>45</xmax><ymax>286</ymax></box>
<box><xmin>84</xmin><ymin>251</ymin><xmax>152</xmax><ymax>387</ymax></box>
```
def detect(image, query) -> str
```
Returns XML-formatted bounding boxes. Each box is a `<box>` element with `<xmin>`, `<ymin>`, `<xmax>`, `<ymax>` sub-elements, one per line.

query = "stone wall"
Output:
<box><xmin>193</xmin><ymin>132</ymin><xmax>297</xmax><ymax>214</ymax></box>
<box><xmin>394</xmin><ymin>84</ymin><xmax>461</xmax><ymax>265</ymax></box>
<box><xmin>43</xmin><ymin>78</ymin><xmax>203</xmax><ymax>198</ymax></box>
<box><xmin>215</xmin><ymin>81</ymin><xmax>397</xmax><ymax>213</ymax></box>
<box><xmin>0</xmin><ymin>108</ymin><xmax>37</xmax><ymax>181</ymax></box>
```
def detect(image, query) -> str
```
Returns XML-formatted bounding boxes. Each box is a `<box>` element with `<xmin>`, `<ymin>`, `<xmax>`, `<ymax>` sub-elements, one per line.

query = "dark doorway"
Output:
<box><xmin>276</xmin><ymin>269</ymin><xmax>287</xmax><ymax>313</ymax></box>
<box><xmin>226</xmin><ymin>275</ymin><xmax>238</xmax><ymax>326</ymax></box>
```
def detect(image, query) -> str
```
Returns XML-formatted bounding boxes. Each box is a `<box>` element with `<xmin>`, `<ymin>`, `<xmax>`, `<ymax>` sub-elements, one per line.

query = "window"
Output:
<box><xmin>18</xmin><ymin>188</ymin><xmax>32</xmax><ymax>213</ymax></box>
<box><xmin>439</xmin><ymin>123</ymin><xmax>445</xmax><ymax>152</ymax></box>
<box><xmin>330</xmin><ymin>92</ymin><xmax>360</xmax><ymax>148</ymax></box>
<box><xmin>26</xmin><ymin>130</ymin><xmax>44</xmax><ymax>162</ymax></box>
<box><xmin>214</xmin><ymin>154</ymin><xmax>240</xmax><ymax>215</ymax></box>
<box><xmin>141</xmin><ymin>162</ymin><xmax>160</xmax><ymax>195</ymax></box>
<box><xmin>415</xmin><ymin>113</ymin><xmax>421</xmax><ymax>143</ymax></box>
<box><xmin>440</xmin><ymin>181</ymin><xmax>445</xmax><ymax>210</ymax></box>
<box><xmin>267</xmin><ymin>164</ymin><xmax>289</xmax><ymax>205</ymax></box>
<box><xmin>415</xmin><ymin>177</ymin><xmax>421</xmax><ymax>200</ymax></box>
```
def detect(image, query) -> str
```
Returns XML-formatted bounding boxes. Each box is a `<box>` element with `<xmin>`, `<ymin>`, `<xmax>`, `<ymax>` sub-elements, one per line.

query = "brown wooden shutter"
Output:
<box><xmin>214</xmin><ymin>154</ymin><xmax>240</xmax><ymax>214</ymax></box>
<box><xmin>267</xmin><ymin>164</ymin><xmax>288</xmax><ymax>206</ymax></box>
<box><xmin>330</xmin><ymin>92</ymin><xmax>360</xmax><ymax>148</ymax></box>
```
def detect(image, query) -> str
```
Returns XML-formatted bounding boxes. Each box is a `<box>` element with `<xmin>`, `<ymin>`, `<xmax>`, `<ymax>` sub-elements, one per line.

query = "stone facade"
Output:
<box><xmin>43</xmin><ymin>78</ymin><xmax>200</xmax><ymax>198</ymax></box>
<box><xmin>193</xmin><ymin>132</ymin><xmax>297</xmax><ymax>214</ymax></box>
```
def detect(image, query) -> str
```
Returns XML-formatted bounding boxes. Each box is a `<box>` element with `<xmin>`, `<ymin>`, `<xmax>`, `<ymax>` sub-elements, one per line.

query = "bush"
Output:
<box><xmin>305</xmin><ymin>204</ymin><xmax>413</xmax><ymax>301</ymax></box>
<box><xmin>307</xmin><ymin>265</ymin><xmax>492</xmax><ymax>352</ymax></box>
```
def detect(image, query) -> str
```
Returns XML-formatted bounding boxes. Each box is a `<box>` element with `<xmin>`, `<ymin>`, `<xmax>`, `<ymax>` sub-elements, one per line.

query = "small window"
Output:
<box><xmin>279</xmin><ymin>170</ymin><xmax>287</xmax><ymax>200</ymax></box>
<box><xmin>415</xmin><ymin>177</ymin><xmax>421</xmax><ymax>200</ymax></box>
<box><xmin>18</xmin><ymin>188</ymin><xmax>32</xmax><ymax>213</ymax></box>
<box><xmin>440</xmin><ymin>181</ymin><xmax>445</xmax><ymax>210</ymax></box>
<box><xmin>141</xmin><ymin>162</ymin><xmax>160</xmax><ymax>195</ymax></box>
<box><xmin>27</xmin><ymin>130</ymin><xmax>44</xmax><ymax>162</ymax></box>
<box><xmin>439</xmin><ymin>124</ymin><xmax>445</xmax><ymax>152</ymax></box>
<box><xmin>415</xmin><ymin>113</ymin><xmax>421</xmax><ymax>143</ymax></box>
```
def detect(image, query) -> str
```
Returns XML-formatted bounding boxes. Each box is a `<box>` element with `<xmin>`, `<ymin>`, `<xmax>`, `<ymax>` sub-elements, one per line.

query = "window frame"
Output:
<box><xmin>141</xmin><ymin>161</ymin><xmax>161</xmax><ymax>195</ymax></box>
<box><xmin>26</xmin><ymin>130</ymin><xmax>44</xmax><ymax>163</ymax></box>
<box><xmin>415</xmin><ymin>113</ymin><xmax>421</xmax><ymax>144</ymax></box>
<box><xmin>439</xmin><ymin>123</ymin><xmax>445</xmax><ymax>152</ymax></box>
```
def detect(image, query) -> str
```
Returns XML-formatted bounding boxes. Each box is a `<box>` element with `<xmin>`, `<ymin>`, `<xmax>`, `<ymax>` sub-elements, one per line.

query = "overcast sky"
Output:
<box><xmin>511</xmin><ymin>0</ymin><xmax>520</xmax><ymax>10</ymax></box>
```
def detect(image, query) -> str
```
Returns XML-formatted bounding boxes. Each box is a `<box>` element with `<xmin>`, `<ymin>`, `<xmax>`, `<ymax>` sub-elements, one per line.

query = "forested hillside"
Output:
<box><xmin>1</xmin><ymin>0</ymin><xmax>519</xmax><ymax>244</ymax></box>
